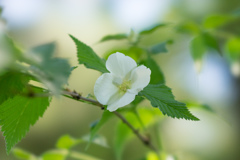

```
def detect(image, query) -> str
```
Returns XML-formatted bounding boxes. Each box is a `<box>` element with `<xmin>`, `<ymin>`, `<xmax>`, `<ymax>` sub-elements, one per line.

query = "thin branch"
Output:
<box><xmin>62</xmin><ymin>89</ymin><xmax>158</xmax><ymax>153</ymax></box>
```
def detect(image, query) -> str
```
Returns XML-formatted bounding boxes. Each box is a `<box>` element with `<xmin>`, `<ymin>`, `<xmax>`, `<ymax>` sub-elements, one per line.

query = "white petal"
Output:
<box><xmin>106</xmin><ymin>52</ymin><xmax>137</xmax><ymax>78</ymax></box>
<box><xmin>129</xmin><ymin>65</ymin><xmax>151</xmax><ymax>92</ymax></box>
<box><xmin>107</xmin><ymin>91</ymin><xmax>136</xmax><ymax>112</ymax></box>
<box><xmin>94</xmin><ymin>73</ymin><xmax>119</xmax><ymax>105</ymax></box>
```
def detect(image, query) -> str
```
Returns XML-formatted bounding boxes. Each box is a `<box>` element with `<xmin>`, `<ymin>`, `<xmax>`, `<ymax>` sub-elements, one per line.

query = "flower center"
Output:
<box><xmin>118</xmin><ymin>80</ymin><xmax>131</xmax><ymax>93</ymax></box>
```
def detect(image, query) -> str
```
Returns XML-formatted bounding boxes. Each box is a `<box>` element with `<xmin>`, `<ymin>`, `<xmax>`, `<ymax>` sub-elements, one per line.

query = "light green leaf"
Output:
<box><xmin>139</xmin><ymin>84</ymin><xmax>199</xmax><ymax>121</ymax></box>
<box><xmin>148</xmin><ymin>41</ymin><xmax>168</xmax><ymax>54</ymax></box>
<box><xmin>42</xmin><ymin>149</ymin><xmax>68</xmax><ymax>160</ymax></box>
<box><xmin>69</xmin><ymin>35</ymin><xmax>108</xmax><ymax>73</ymax></box>
<box><xmin>177</xmin><ymin>21</ymin><xmax>200</xmax><ymax>35</ymax></box>
<box><xmin>99</xmin><ymin>34</ymin><xmax>128</xmax><ymax>43</ymax></box>
<box><xmin>142</xmin><ymin>57</ymin><xmax>165</xmax><ymax>84</ymax></box>
<box><xmin>30</xmin><ymin>43</ymin><xmax>71</xmax><ymax>95</ymax></box>
<box><xmin>190</xmin><ymin>35</ymin><xmax>206</xmax><ymax>61</ymax></box>
<box><xmin>87</xmin><ymin>110</ymin><xmax>113</xmax><ymax>148</ymax></box>
<box><xmin>225</xmin><ymin>37</ymin><xmax>240</xmax><ymax>61</ymax></box>
<box><xmin>140</xmin><ymin>24</ymin><xmax>168</xmax><ymax>35</ymax></box>
<box><xmin>69</xmin><ymin>151</ymin><xmax>101</xmax><ymax>160</ymax></box>
<box><xmin>13</xmin><ymin>148</ymin><xmax>38</xmax><ymax>160</ymax></box>
<box><xmin>204</xmin><ymin>14</ymin><xmax>234</xmax><ymax>29</ymax></box>
<box><xmin>56</xmin><ymin>135</ymin><xmax>80</xmax><ymax>150</ymax></box>
<box><xmin>0</xmin><ymin>88</ymin><xmax>52</xmax><ymax>154</ymax></box>
<box><xmin>0</xmin><ymin>72</ymin><xmax>29</xmax><ymax>105</ymax></box>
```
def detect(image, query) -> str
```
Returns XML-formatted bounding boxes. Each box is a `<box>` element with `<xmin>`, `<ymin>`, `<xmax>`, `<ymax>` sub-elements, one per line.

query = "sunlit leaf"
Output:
<box><xmin>225</xmin><ymin>37</ymin><xmax>240</xmax><ymax>61</ymax></box>
<box><xmin>12</xmin><ymin>148</ymin><xmax>38</xmax><ymax>160</ymax></box>
<box><xmin>42</xmin><ymin>149</ymin><xmax>68</xmax><ymax>160</ymax></box>
<box><xmin>0</xmin><ymin>88</ymin><xmax>51</xmax><ymax>154</ymax></box>
<box><xmin>204</xmin><ymin>14</ymin><xmax>234</xmax><ymax>28</ymax></box>
<box><xmin>56</xmin><ymin>135</ymin><xmax>80</xmax><ymax>150</ymax></box>
<box><xmin>69</xmin><ymin>35</ymin><xmax>108</xmax><ymax>73</ymax></box>
<box><xmin>139</xmin><ymin>84</ymin><xmax>199</xmax><ymax>121</ymax></box>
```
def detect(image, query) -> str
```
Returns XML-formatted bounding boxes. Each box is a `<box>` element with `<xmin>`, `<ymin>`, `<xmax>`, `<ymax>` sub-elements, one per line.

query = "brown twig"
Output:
<box><xmin>62</xmin><ymin>89</ymin><xmax>158</xmax><ymax>153</ymax></box>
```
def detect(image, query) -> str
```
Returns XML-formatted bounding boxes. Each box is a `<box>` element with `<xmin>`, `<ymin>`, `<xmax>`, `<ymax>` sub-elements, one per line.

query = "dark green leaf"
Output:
<box><xmin>139</xmin><ymin>84</ymin><xmax>199</xmax><ymax>121</ymax></box>
<box><xmin>99</xmin><ymin>34</ymin><xmax>128</xmax><ymax>43</ymax></box>
<box><xmin>142</xmin><ymin>57</ymin><xmax>165</xmax><ymax>84</ymax></box>
<box><xmin>149</xmin><ymin>41</ymin><xmax>168</xmax><ymax>54</ymax></box>
<box><xmin>190</xmin><ymin>35</ymin><xmax>206</xmax><ymax>61</ymax></box>
<box><xmin>204</xmin><ymin>14</ymin><xmax>234</xmax><ymax>29</ymax></box>
<box><xmin>69</xmin><ymin>35</ymin><xmax>108</xmax><ymax>73</ymax></box>
<box><xmin>140</xmin><ymin>24</ymin><xmax>168</xmax><ymax>35</ymax></box>
<box><xmin>30</xmin><ymin>43</ymin><xmax>71</xmax><ymax>95</ymax></box>
<box><xmin>0</xmin><ymin>72</ymin><xmax>29</xmax><ymax>105</ymax></box>
<box><xmin>202</xmin><ymin>32</ymin><xmax>221</xmax><ymax>54</ymax></box>
<box><xmin>0</xmin><ymin>88</ymin><xmax>51</xmax><ymax>154</ymax></box>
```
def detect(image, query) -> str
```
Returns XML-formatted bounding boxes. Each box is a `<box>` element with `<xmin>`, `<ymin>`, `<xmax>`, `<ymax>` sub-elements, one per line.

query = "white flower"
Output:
<box><xmin>94</xmin><ymin>52</ymin><xmax>151</xmax><ymax>112</ymax></box>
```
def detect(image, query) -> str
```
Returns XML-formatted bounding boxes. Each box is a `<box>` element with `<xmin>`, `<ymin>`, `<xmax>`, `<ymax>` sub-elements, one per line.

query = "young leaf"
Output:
<box><xmin>139</xmin><ymin>84</ymin><xmax>199</xmax><ymax>121</ymax></box>
<box><xmin>0</xmin><ymin>88</ymin><xmax>51</xmax><ymax>154</ymax></box>
<box><xmin>29</xmin><ymin>43</ymin><xmax>71</xmax><ymax>95</ymax></box>
<box><xmin>0</xmin><ymin>72</ymin><xmax>29</xmax><ymax>105</ymax></box>
<box><xmin>148</xmin><ymin>41</ymin><xmax>168</xmax><ymax>54</ymax></box>
<box><xmin>87</xmin><ymin>110</ymin><xmax>113</xmax><ymax>148</ymax></box>
<box><xmin>99</xmin><ymin>34</ymin><xmax>128</xmax><ymax>43</ymax></box>
<box><xmin>142</xmin><ymin>57</ymin><xmax>165</xmax><ymax>84</ymax></box>
<box><xmin>140</xmin><ymin>24</ymin><xmax>168</xmax><ymax>35</ymax></box>
<box><xmin>42</xmin><ymin>150</ymin><xmax>68</xmax><ymax>160</ymax></box>
<box><xmin>69</xmin><ymin>35</ymin><xmax>108</xmax><ymax>73</ymax></box>
<box><xmin>190</xmin><ymin>35</ymin><xmax>206</xmax><ymax>61</ymax></box>
<box><xmin>12</xmin><ymin>148</ymin><xmax>38</xmax><ymax>160</ymax></box>
<box><xmin>56</xmin><ymin>135</ymin><xmax>80</xmax><ymax>150</ymax></box>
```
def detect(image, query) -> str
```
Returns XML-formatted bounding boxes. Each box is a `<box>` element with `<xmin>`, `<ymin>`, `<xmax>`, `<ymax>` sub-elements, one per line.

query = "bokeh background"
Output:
<box><xmin>0</xmin><ymin>0</ymin><xmax>239</xmax><ymax>160</ymax></box>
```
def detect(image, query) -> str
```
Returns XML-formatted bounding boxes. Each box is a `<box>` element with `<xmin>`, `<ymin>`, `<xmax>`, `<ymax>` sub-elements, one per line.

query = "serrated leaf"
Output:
<box><xmin>69</xmin><ymin>35</ymin><xmax>108</xmax><ymax>73</ymax></box>
<box><xmin>203</xmin><ymin>14</ymin><xmax>234</xmax><ymax>29</ymax></box>
<box><xmin>29</xmin><ymin>43</ymin><xmax>71</xmax><ymax>95</ymax></box>
<box><xmin>190</xmin><ymin>35</ymin><xmax>206</xmax><ymax>61</ymax></box>
<box><xmin>142</xmin><ymin>57</ymin><xmax>165</xmax><ymax>84</ymax></box>
<box><xmin>87</xmin><ymin>110</ymin><xmax>113</xmax><ymax>148</ymax></box>
<box><xmin>139</xmin><ymin>84</ymin><xmax>199</xmax><ymax>121</ymax></box>
<box><xmin>140</xmin><ymin>24</ymin><xmax>168</xmax><ymax>35</ymax></box>
<box><xmin>0</xmin><ymin>72</ymin><xmax>29</xmax><ymax>105</ymax></box>
<box><xmin>0</xmin><ymin>88</ymin><xmax>51</xmax><ymax>154</ymax></box>
<box><xmin>99</xmin><ymin>34</ymin><xmax>128</xmax><ymax>43</ymax></box>
<box><xmin>56</xmin><ymin>135</ymin><xmax>80</xmax><ymax>150</ymax></box>
<box><xmin>148</xmin><ymin>41</ymin><xmax>168</xmax><ymax>54</ymax></box>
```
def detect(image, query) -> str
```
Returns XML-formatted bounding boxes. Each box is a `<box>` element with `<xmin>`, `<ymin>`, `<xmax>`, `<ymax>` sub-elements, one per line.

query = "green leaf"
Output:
<box><xmin>202</xmin><ymin>32</ymin><xmax>221</xmax><ymax>54</ymax></box>
<box><xmin>140</xmin><ymin>24</ymin><xmax>168</xmax><ymax>35</ymax></box>
<box><xmin>42</xmin><ymin>150</ymin><xmax>68</xmax><ymax>160</ymax></box>
<box><xmin>12</xmin><ymin>148</ymin><xmax>38</xmax><ymax>160</ymax></box>
<box><xmin>0</xmin><ymin>88</ymin><xmax>52</xmax><ymax>154</ymax></box>
<box><xmin>142</xmin><ymin>57</ymin><xmax>165</xmax><ymax>84</ymax></box>
<box><xmin>82</xmin><ymin>134</ymin><xmax>108</xmax><ymax>148</ymax></box>
<box><xmin>69</xmin><ymin>151</ymin><xmax>101</xmax><ymax>160</ymax></box>
<box><xmin>177</xmin><ymin>21</ymin><xmax>200</xmax><ymax>35</ymax></box>
<box><xmin>203</xmin><ymin>14</ymin><xmax>234</xmax><ymax>29</ymax></box>
<box><xmin>99</xmin><ymin>34</ymin><xmax>128</xmax><ymax>43</ymax></box>
<box><xmin>0</xmin><ymin>72</ymin><xmax>29</xmax><ymax>105</ymax></box>
<box><xmin>69</xmin><ymin>35</ymin><xmax>108</xmax><ymax>73</ymax></box>
<box><xmin>56</xmin><ymin>135</ymin><xmax>80</xmax><ymax>150</ymax></box>
<box><xmin>139</xmin><ymin>84</ymin><xmax>199</xmax><ymax>121</ymax></box>
<box><xmin>225</xmin><ymin>37</ymin><xmax>240</xmax><ymax>61</ymax></box>
<box><xmin>87</xmin><ymin>110</ymin><xmax>113</xmax><ymax>148</ymax></box>
<box><xmin>30</xmin><ymin>43</ymin><xmax>71</xmax><ymax>95</ymax></box>
<box><xmin>190</xmin><ymin>35</ymin><xmax>206</xmax><ymax>61</ymax></box>
<box><xmin>148</xmin><ymin>41</ymin><xmax>168</xmax><ymax>54</ymax></box>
